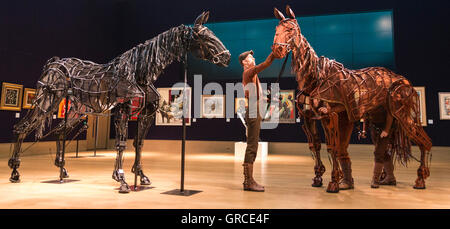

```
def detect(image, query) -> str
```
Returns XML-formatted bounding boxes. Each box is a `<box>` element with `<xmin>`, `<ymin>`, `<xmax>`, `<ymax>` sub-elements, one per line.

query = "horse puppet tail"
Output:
<box><xmin>387</xmin><ymin>80</ymin><xmax>432</xmax><ymax>174</ymax></box>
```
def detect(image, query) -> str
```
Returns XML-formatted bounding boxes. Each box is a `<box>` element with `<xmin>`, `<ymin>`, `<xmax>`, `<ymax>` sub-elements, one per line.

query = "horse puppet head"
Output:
<box><xmin>272</xmin><ymin>6</ymin><xmax>302</xmax><ymax>59</ymax></box>
<box><xmin>189</xmin><ymin>11</ymin><xmax>231</xmax><ymax>67</ymax></box>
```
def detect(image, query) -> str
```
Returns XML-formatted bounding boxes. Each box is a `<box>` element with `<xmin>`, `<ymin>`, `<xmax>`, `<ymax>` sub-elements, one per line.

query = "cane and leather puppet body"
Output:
<box><xmin>272</xmin><ymin>6</ymin><xmax>432</xmax><ymax>193</ymax></box>
<box><xmin>8</xmin><ymin>12</ymin><xmax>231</xmax><ymax>193</ymax></box>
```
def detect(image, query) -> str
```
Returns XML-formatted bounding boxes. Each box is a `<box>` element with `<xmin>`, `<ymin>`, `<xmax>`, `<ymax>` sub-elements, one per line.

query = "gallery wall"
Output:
<box><xmin>1</xmin><ymin>0</ymin><xmax>449</xmax><ymax>147</ymax></box>
<box><xmin>0</xmin><ymin>1</ymin><xmax>121</xmax><ymax>143</ymax></box>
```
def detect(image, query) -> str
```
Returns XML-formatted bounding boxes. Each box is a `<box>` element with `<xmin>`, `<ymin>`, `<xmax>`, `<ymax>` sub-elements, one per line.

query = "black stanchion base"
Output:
<box><xmin>41</xmin><ymin>179</ymin><xmax>80</xmax><ymax>184</ymax></box>
<box><xmin>161</xmin><ymin>189</ymin><xmax>202</xmax><ymax>196</ymax></box>
<box><xmin>129</xmin><ymin>185</ymin><xmax>154</xmax><ymax>192</ymax></box>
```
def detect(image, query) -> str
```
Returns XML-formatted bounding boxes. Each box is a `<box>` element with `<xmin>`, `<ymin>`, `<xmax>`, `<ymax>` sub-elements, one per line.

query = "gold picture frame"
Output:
<box><xmin>413</xmin><ymin>86</ymin><xmax>427</xmax><ymax>126</ymax></box>
<box><xmin>438</xmin><ymin>92</ymin><xmax>450</xmax><ymax>120</ymax></box>
<box><xmin>22</xmin><ymin>88</ymin><xmax>36</xmax><ymax>109</ymax></box>
<box><xmin>0</xmin><ymin>82</ymin><xmax>23</xmax><ymax>111</ymax></box>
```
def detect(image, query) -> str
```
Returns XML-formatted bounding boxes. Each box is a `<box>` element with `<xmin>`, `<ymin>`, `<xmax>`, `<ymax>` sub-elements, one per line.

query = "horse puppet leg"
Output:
<box><xmin>53</xmin><ymin>115</ymin><xmax>85</xmax><ymax>180</ymax></box>
<box><xmin>302</xmin><ymin>112</ymin><xmax>325</xmax><ymax>187</ymax></box>
<box><xmin>132</xmin><ymin>101</ymin><xmax>158</xmax><ymax>186</ymax></box>
<box><xmin>388</xmin><ymin>83</ymin><xmax>432</xmax><ymax>189</ymax></box>
<box><xmin>8</xmin><ymin>131</ymin><xmax>28</xmax><ymax>183</ymax></box>
<box><xmin>8</xmin><ymin>112</ymin><xmax>37</xmax><ymax>182</ymax></box>
<box><xmin>8</xmin><ymin>79</ymin><xmax>66</xmax><ymax>182</ymax></box>
<box><xmin>414</xmin><ymin>144</ymin><xmax>431</xmax><ymax>189</ymax></box>
<box><xmin>322</xmin><ymin>112</ymin><xmax>342</xmax><ymax>193</ymax></box>
<box><xmin>112</xmin><ymin>103</ymin><xmax>131</xmax><ymax>193</ymax></box>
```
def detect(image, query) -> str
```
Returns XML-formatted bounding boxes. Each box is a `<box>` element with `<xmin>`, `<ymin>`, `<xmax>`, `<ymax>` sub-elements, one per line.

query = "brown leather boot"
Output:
<box><xmin>243</xmin><ymin>163</ymin><xmax>265</xmax><ymax>192</ymax></box>
<box><xmin>379</xmin><ymin>160</ymin><xmax>396</xmax><ymax>185</ymax></box>
<box><xmin>371</xmin><ymin>162</ymin><xmax>384</xmax><ymax>188</ymax></box>
<box><xmin>339</xmin><ymin>160</ymin><xmax>354</xmax><ymax>190</ymax></box>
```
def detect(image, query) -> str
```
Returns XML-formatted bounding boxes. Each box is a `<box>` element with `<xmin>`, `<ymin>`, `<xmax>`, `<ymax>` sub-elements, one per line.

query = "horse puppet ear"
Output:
<box><xmin>202</xmin><ymin>11</ymin><xmax>210</xmax><ymax>24</ymax></box>
<box><xmin>274</xmin><ymin>7</ymin><xmax>286</xmax><ymax>21</ymax></box>
<box><xmin>194</xmin><ymin>12</ymin><xmax>206</xmax><ymax>26</ymax></box>
<box><xmin>286</xmin><ymin>5</ymin><xmax>296</xmax><ymax>19</ymax></box>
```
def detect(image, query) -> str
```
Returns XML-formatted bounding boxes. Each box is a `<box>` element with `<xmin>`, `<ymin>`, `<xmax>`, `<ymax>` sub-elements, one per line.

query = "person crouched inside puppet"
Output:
<box><xmin>315</xmin><ymin>100</ymin><xmax>354</xmax><ymax>190</ymax></box>
<box><xmin>360</xmin><ymin>106</ymin><xmax>397</xmax><ymax>188</ymax></box>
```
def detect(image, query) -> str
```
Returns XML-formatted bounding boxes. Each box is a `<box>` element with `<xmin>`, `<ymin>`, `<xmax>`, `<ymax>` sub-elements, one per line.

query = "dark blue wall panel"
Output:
<box><xmin>188</xmin><ymin>11</ymin><xmax>395</xmax><ymax>79</ymax></box>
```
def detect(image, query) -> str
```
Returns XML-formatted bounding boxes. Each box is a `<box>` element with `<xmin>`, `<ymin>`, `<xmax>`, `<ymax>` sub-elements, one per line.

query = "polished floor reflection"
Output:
<box><xmin>0</xmin><ymin>144</ymin><xmax>449</xmax><ymax>209</ymax></box>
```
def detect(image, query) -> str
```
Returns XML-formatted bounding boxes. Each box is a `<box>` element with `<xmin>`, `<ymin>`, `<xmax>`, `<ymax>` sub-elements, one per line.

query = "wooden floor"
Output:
<box><xmin>0</xmin><ymin>143</ymin><xmax>449</xmax><ymax>209</ymax></box>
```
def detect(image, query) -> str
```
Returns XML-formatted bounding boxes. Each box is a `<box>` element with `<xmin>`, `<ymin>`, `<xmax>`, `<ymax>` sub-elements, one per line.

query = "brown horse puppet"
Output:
<box><xmin>271</xmin><ymin>5</ymin><xmax>432</xmax><ymax>193</ymax></box>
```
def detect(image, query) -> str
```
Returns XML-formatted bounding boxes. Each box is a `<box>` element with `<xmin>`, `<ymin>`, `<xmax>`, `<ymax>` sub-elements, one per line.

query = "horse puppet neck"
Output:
<box><xmin>114</xmin><ymin>24</ymin><xmax>192</xmax><ymax>86</ymax></box>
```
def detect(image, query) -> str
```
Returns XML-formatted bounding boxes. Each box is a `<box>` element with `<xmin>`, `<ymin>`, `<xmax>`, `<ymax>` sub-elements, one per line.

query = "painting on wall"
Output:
<box><xmin>22</xmin><ymin>88</ymin><xmax>36</xmax><ymax>109</ymax></box>
<box><xmin>438</xmin><ymin>92</ymin><xmax>450</xmax><ymax>120</ymax></box>
<box><xmin>235</xmin><ymin>97</ymin><xmax>247</xmax><ymax>116</ymax></box>
<box><xmin>414</xmin><ymin>87</ymin><xmax>427</xmax><ymax>126</ymax></box>
<box><xmin>0</xmin><ymin>82</ymin><xmax>23</xmax><ymax>111</ymax></box>
<box><xmin>155</xmin><ymin>87</ymin><xmax>191</xmax><ymax>126</ymax></box>
<box><xmin>263</xmin><ymin>90</ymin><xmax>296</xmax><ymax>124</ymax></box>
<box><xmin>201</xmin><ymin>95</ymin><xmax>225</xmax><ymax>118</ymax></box>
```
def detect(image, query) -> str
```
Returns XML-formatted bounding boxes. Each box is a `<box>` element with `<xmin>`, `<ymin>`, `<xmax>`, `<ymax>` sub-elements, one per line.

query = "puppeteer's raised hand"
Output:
<box><xmin>318</xmin><ymin>107</ymin><xmax>328</xmax><ymax>114</ymax></box>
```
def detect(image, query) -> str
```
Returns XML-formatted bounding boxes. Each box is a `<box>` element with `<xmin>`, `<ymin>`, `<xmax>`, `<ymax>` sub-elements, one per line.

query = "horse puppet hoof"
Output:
<box><xmin>9</xmin><ymin>177</ymin><xmax>20</xmax><ymax>183</ymax></box>
<box><xmin>9</xmin><ymin>170</ymin><xmax>20</xmax><ymax>183</ymax></box>
<box><xmin>413</xmin><ymin>178</ymin><xmax>426</xmax><ymax>189</ymax></box>
<box><xmin>140</xmin><ymin>176</ymin><xmax>152</xmax><ymax>186</ymax></box>
<box><xmin>326</xmin><ymin>182</ymin><xmax>340</xmax><ymax>193</ymax></box>
<box><xmin>311</xmin><ymin>177</ymin><xmax>323</xmax><ymax>187</ymax></box>
<box><xmin>119</xmin><ymin>183</ymin><xmax>131</xmax><ymax>194</ymax></box>
<box><xmin>61</xmin><ymin>168</ymin><xmax>69</xmax><ymax>179</ymax></box>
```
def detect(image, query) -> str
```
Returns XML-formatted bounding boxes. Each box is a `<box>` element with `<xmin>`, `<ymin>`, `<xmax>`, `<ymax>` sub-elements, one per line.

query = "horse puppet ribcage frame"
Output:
<box><xmin>7</xmin><ymin>11</ymin><xmax>230</xmax><ymax>193</ymax></box>
<box><xmin>272</xmin><ymin>6</ymin><xmax>432</xmax><ymax>193</ymax></box>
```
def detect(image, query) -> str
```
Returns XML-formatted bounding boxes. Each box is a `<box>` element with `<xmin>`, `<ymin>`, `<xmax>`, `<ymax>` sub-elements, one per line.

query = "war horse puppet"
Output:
<box><xmin>272</xmin><ymin>6</ymin><xmax>431</xmax><ymax>193</ymax></box>
<box><xmin>8</xmin><ymin>11</ymin><xmax>230</xmax><ymax>193</ymax></box>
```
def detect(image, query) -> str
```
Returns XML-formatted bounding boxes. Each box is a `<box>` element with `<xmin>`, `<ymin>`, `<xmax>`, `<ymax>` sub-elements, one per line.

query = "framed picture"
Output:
<box><xmin>414</xmin><ymin>87</ymin><xmax>427</xmax><ymax>126</ymax></box>
<box><xmin>263</xmin><ymin>90</ymin><xmax>296</xmax><ymax>124</ymax></box>
<box><xmin>438</xmin><ymin>92</ymin><xmax>450</xmax><ymax>120</ymax></box>
<box><xmin>0</xmin><ymin>82</ymin><xmax>23</xmax><ymax>111</ymax></box>
<box><xmin>201</xmin><ymin>95</ymin><xmax>225</xmax><ymax>118</ymax></box>
<box><xmin>22</xmin><ymin>88</ymin><xmax>36</xmax><ymax>109</ymax></box>
<box><xmin>155</xmin><ymin>87</ymin><xmax>191</xmax><ymax>126</ymax></box>
<box><xmin>235</xmin><ymin>97</ymin><xmax>248</xmax><ymax>116</ymax></box>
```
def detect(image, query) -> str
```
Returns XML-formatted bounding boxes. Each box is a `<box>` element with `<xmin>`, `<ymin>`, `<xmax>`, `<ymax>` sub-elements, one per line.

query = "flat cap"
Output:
<box><xmin>238</xmin><ymin>50</ymin><xmax>254</xmax><ymax>66</ymax></box>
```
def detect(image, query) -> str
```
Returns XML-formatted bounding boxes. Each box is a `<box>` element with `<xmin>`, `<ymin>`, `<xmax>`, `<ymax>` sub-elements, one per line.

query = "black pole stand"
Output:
<box><xmin>76</xmin><ymin>138</ymin><xmax>79</xmax><ymax>158</ymax></box>
<box><xmin>162</xmin><ymin>55</ymin><xmax>201</xmax><ymax>196</ymax></box>
<box><xmin>78</xmin><ymin>117</ymin><xmax>104</xmax><ymax>158</ymax></box>
<box><xmin>94</xmin><ymin>116</ymin><xmax>98</xmax><ymax>157</ymax></box>
<box><xmin>67</xmin><ymin>120</ymin><xmax>88</xmax><ymax>159</ymax></box>
<box><xmin>83</xmin><ymin>116</ymin><xmax>105</xmax><ymax>158</ymax></box>
<box><xmin>60</xmin><ymin>94</ymin><xmax>69</xmax><ymax>182</ymax></box>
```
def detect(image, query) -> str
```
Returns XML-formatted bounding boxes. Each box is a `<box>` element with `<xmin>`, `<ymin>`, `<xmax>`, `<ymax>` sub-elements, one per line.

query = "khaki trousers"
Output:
<box><xmin>244</xmin><ymin>107</ymin><xmax>262</xmax><ymax>163</ymax></box>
